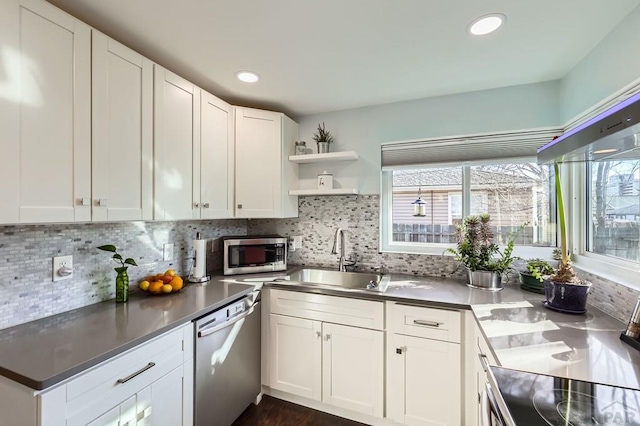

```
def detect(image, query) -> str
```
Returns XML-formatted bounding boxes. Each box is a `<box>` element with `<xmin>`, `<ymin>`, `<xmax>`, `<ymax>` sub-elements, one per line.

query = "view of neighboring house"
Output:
<box><xmin>391</xmin><ymin>165</ymin><xmax>554</xmax><ymax>246</ymax></box>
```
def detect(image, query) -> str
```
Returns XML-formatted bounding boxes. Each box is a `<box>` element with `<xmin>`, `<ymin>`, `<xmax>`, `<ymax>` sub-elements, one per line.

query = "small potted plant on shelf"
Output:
<box><xmin>543</xmin><ymin>163</ymin><xmax>592</xmax><ymax>313</ymax></box>
<box><xmin>519</xmin><ymin>258</ymin><xmax>556</xmax><ymax>294</ymax></box>
<box><xmin>312</xmin><ymin>122</ymin><xmax>334</xmax><ymax>154</ymax></box>
<box><xmin>446</xmin><ymin>214</ymin><xmax>523</xmax><ymax>291</ymax></box>
<box><xmin>97</xmin><ymin>244</ymin><xmax>138</xmax><ymax>303</ymax></box>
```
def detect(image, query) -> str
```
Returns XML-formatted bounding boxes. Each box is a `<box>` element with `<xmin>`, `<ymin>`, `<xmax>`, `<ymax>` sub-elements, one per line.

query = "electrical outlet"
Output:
<box><xmin>163</xmin><ymin>243</ymin><xmax>174</xmax><ymax>261</ymax></box>
<box><xmin>293</xmin><ymin>236</ymin><xmax>303</xmax><ymax>250</ymax></box>
<box><xmin>53</xmin><ymin>255</ymin><xmax>73</xmax><ymax>282</ymax></box>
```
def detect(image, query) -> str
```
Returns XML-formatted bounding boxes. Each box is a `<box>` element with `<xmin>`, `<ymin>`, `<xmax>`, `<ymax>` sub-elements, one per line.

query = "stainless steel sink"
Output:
<box><xmin>272</xmin><ymin>268</ymin><xmax>390</xmax><ymax>292</ymax></box>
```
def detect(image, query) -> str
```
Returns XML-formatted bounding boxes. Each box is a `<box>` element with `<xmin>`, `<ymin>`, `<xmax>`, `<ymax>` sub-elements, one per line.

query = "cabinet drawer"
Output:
<box><xmin>270</xmin><ymin>289</ymin><xmax>384</xmax><ymax>330</ymax></box>
<box><xmin>392</xmin><ymin>304</ymin><xmax>461</xmax><ymax>343</ymax></box>
<box><xmin>65</xmin><ymin>326</ymin><xmax>186</xmax><ymax>416</ymax></box>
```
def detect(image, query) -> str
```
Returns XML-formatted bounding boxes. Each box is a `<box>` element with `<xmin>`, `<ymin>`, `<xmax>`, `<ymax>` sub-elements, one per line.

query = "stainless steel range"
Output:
<box><xmin>194</xmin><ymin>291</ymin><xmax>261</xmax><ymax>426</ymax></box>
<box><xmin>485</xmin><ymin>366</ymin><xmax>640</xmax><ymax>425</ymax></box>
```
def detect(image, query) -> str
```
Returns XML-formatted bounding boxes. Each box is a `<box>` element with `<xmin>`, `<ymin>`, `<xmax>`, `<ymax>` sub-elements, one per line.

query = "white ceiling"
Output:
<box><xmin>47</xmin><ymin>0</ymin><xmax>640</xmax><ymax>118</ymax></box>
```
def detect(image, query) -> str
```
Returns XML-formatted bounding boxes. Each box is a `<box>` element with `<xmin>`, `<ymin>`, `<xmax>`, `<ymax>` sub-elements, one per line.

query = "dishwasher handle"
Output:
<box><xmin>482</xmin><ymin>382</ymin><xmax>505</xmax><ymax>426</ymax></box>
<box><xmin>197</xmin><ymin>301</ymin><xmax>260</xmax><ymax>338</ymax></box>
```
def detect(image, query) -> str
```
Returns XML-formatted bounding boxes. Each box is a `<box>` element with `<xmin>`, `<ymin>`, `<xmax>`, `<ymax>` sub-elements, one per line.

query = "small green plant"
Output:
<box><xmin>446</xmin><ymin>214</ymin><xmax>524</xmax><ymax>275</ymax></box>
<box><xmin>97</xmin><ymin>245</ymin><xmax>138</xmax><ymax>269</ymax></box>
<box><xmin>525</xmin><ymin>259</ymin><xmax>556</xmax><ymax>282</ymax></box>
<box><xmin>312</xmin><ymin>122</ymin><xmax>335</xmax><ymax>144</ymax></box>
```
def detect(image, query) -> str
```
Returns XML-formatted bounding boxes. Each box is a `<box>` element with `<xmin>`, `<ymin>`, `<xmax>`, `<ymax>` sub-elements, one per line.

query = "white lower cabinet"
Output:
<box><xmin>0</xmin><ymin>323</ymin><xmax>194</xmax><ymax>426</ymax></box>
<box><xmin>268</xmin><ymin>290</ymin><xmax>385</xmax><ymax>418</ymax></box>
<box><xmin>387</xmin><ymin>302</ymin><xmax>462</xmax><ymax>426</ymax></box>
<box><xmin>389</xmin><ymin>334</ymin><xmax>461</xmax><ymax>426</ymax></box>
<box><xmin>269</xmin><ymin>314</ymin><xmax>383</xmax><ymax>417</ymax></box>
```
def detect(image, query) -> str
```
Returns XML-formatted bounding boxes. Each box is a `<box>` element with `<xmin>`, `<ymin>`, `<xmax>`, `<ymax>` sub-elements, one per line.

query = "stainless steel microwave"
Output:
<box><xmin>222</xmin><ymin>236</ymin><xmax>287</xmax><ymax>275</ymax></box>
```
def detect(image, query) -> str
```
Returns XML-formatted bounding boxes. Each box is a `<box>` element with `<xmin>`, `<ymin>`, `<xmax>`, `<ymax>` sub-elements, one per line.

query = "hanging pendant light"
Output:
<box><xmin>412</xmin><ymin>187</ymin><xmax>426</xmax><ymax>217</ymax></box>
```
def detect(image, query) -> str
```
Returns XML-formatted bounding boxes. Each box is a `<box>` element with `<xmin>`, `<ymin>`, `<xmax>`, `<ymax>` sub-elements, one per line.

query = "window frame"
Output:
<box><xmin>380</xmin><ymin>157</ymin><xmax>556</xmax><ymax>259</ymax></box>
<box><xmin>570</xmin><ymin>161</ymin><xmax>640</xmax><ymax>289</ymax></box>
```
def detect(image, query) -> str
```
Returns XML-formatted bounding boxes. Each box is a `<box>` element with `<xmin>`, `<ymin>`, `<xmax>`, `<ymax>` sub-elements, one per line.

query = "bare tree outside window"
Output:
<box><xmin>589</xmin><ymin>160</ymin><xmax>640</xmax><ymax>261</ymax></box>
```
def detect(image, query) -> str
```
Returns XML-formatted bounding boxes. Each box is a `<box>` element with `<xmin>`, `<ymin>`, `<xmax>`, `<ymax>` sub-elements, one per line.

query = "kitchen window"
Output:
<box><xmin>571</xmin><ymin>159</ymin><xmax>640</xmax><ymax>286</ymax></box>
<box><xmin>380</xmin><ymin>129</ymin><xmax>560</xmax><ymax>257</ymax></box>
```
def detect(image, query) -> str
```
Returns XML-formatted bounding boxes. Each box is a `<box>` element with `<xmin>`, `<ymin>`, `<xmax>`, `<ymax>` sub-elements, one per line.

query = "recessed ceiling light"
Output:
<box><xmin>468</xmin><ymin>14</ymin><xmax>506</xmax><ymax>36</ymax></box>
<box><xmin>236</xmin><ymin>71</ymin><xmax>260</xmax><ymax>83</ymax></box>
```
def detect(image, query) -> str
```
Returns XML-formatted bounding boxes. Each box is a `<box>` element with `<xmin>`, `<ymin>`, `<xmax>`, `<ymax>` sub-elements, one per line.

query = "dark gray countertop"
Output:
<box><xmin>0</xmin><ymin>279</ymin><xmax>256</xmax><ymax>390</ymax></box>
<box><xmin>472</xmin><ymin>300</ymin><xmax>640</xmax><ymax>389</ymax></box>
<box><xmin>2</xmin><ymin>266</ymin><xmax>639</xmax><ymax>392</ymax></box>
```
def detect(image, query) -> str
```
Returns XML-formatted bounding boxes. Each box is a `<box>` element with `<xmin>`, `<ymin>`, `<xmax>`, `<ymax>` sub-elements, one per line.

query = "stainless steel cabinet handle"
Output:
<box><xmin>116</xmin><ymin>362</ymin><xmax>156</xmax><ymax>384</ymax></box>
<box><xmin>203</xmin><ymin>203</ymin><xmax>210</xmax><ymax>208</ymax></box>
<box><xmin>478</xmin><ymin>353</ymin><xmax>489</xmax><ymax>372</ymax></box>
<box><xmin>324</xmin><ymin>334</ymin><xmax>331</xmax><ymax>341</ymax></box>
<box><xmin>80</xmin><ymin>197</ymin><xmax>90</xmax><ymax>206</ymax></box>
<box><xmin>316</xmin><ymin>331</ymin><xmax>322</xmax><ymax>339</ymax></box>
<box><xmin>194</xmin><ymin>203</ymin><xmax>201</xmax><ymax>208</ymax></box>
<box><xmin>98</xmin><ymin>198</ymin><xmax>108</xmax><ymax>206</ymax></box>
<box><xmin>413</xmin><ymin>319</ymin><xmax>441</xmax><ymax>327</ymax></box>
<box><xmin>237</xmin><ymin>204</ymin><xmax>243</xmax><ymax>209</ymax></box>
<box><xmin>396</xmin><ymin>347</ymin><xmax>406</xmax><ymax>354</ymax></box>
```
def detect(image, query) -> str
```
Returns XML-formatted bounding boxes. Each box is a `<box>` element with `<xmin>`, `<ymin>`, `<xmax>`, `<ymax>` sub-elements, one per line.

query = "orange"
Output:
<box><xmin>170</xmin><ymin>276</ymin><xmax>183</xmax><ymax>292</ymax></box>
<box><xmin>149</xmin><ymin>281</ymin><xmax>164</xmax><ymax>294</ymax></box>
<box><xmin>154</xmin><ymin>273</ymin><xmax>165</xmax><ymax>281</ymax></box>
<box><xmin>162</xmin><ymin>284</ymin><xmax>173</xmax><ymax>294</ymax></box>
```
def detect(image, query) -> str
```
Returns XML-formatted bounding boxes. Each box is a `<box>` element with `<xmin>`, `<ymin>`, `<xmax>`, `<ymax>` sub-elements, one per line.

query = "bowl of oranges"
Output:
<box><xmin>139</xmin><ymin>269</ymin><xmax>184</xmax><ymax>295</ymax></box>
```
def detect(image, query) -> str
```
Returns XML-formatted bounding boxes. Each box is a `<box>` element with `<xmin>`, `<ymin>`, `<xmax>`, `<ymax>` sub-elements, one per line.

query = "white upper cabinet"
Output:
<box><xmin>235</xmin><ymin>107</ymin><xmax>298</xmax><ymax>218</ymax></box>
<box><xmin>198</xmin><ymin>92</ymin><xmax>234</xmax><ymax>219</ymax></box>
<box><xmin>92</xmin><ymin>31</ymin><xmax>153</xmax><ymax>222</ymax></box>
<box><xmin>16</xmin><ymin>0</ymin><xmax>91</xmax><ymax>223</ymax></box>
<box><xmin>154</xmin><ymin>65</ymin><xmax>201</xmax><ymax>220</ymax></box>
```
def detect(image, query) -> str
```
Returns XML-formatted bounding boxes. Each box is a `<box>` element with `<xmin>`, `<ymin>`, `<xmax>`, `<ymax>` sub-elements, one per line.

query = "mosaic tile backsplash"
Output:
<box><xmin>1</xmin><ymin>195</ymin><xmax>637</xmax><ymax>330</ymax></box>
<box><xmin>0</xmin><ymin>219</ymin><xmax>246</xmax><ymax>330</ymax></box>
<box><xmin>250</xmin><ymin>195</ymin><xmax>640</xmax><ymax>324</ymax></box>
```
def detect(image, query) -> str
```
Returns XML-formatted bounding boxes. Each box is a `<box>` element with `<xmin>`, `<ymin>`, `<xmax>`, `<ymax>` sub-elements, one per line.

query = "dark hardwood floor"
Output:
<box><xmin>232</xmin><ymin>395</ymin><xmax>368</xmax><ymax>426</ymax></box>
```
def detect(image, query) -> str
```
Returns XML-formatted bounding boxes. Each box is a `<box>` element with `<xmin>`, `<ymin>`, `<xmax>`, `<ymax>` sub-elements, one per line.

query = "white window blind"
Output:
<box><xmin>381</xmin><ymin>127</ymin><xmax>562</xmax><ymax>169</ymax></box>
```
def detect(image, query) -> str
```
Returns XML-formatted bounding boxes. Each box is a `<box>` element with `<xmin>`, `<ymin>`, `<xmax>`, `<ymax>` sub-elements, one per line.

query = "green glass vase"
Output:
<box><xmin>115</xmin><ymin>266</ymin><xmax>129</xmax><ymax>303</ymax></box>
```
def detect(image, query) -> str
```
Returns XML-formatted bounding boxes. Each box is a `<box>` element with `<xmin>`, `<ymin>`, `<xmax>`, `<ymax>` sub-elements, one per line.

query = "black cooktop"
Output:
<box><xmin>491</xmin><ymin>366</ymin><xmax>640</xmax><ymax>425</ymax></box>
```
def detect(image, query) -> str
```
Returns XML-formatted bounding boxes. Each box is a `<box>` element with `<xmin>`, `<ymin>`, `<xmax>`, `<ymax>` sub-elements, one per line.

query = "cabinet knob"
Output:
<box><xmin>396</xmin><ymin>347</ymin><xmax>403</xmax><ymax>354</ymax></box>
<box><xmin>324</xmin><ymin>334</ymin><xmax>331</xmax><ymax>341</ymax></box>
<box><xmin>98</xmin><ymin>199</ymin><xmax>108</xmax><ymax>207</ymax></box>
<box><xmin>80</xmin><ymin>198</ymin><xmax>90</xmax><ymax>206</ymax></box>
<box><xmin>316</xmin><ymin>331</ymin><xmax>322</xmax><ymax>339</ymax></box>
<box><xmin>194</xmin><ymin>203</ymin><xmax>201</xmax><ymax>208</ymax></box>
<box><xmin>203</xmin><ymin>203</ymin><xmax>210</xmax><ymax>208</ymax></box>
<box><xmin>237</xmin><ymin>204</ymin><xmax>243</xmax><ymax>209</ymax></box>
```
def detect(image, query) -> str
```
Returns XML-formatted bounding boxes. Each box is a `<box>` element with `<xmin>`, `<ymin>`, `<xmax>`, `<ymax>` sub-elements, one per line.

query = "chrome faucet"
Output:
<box><xmin>331</xmin><ymin>228</ymin><xmax>356</xmax><ymax>271</ymax></box>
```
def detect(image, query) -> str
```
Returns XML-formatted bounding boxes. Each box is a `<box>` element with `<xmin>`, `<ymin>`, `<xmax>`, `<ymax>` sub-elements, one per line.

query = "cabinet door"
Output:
<box><xmin>322</xmin><ymin>323</ymin><xmax>383</xmax><ymax>417</ymax></box>
<box><xmin>390</xmin><ymin>334</ymin><xmax>461</xmax><ymax>426</ymax></box>
<box><xmin>235</xmin><ymin>108</ymin><xmax>282</xmax><ymax>218</ymax></box>
<box><xmin>85</xmin><ymin>405</ymin><xmax>120</xmax><ymax>426</ymax></box>
<box><xmin>154</xmin><ymin>65</ymin><xmax>200</xmax><ymax>220</ymax></box>
<box><xmin>269</xmin><ymin>314</ymin><xmax>322</xmax><ymax>400</ymax></box>
<box><xmin>199</xmin><ymin>91</ymin><xmax>234</xmax><ymax>219</ymax></box>
<box><xmin>18</xmin><ymin>0</ymin><xmax>91</xmax><ymax>223</ymax></box>
<box><xmin>92</xmin><ymin>31</ymin><xmax>153</xmax><ymax>222</ymax></box>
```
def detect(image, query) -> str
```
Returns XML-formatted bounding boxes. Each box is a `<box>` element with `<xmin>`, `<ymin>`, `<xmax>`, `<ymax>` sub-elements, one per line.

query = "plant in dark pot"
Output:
<box><xmin>312</xmin><ymin>122</ymin><xmax>334</xmax><ymax>154</ymax></box>
<box><xmin>519</xmin><ymin>258</ymin><xmax>556</xmax><ymax>294</ymax></box>
<box><xmin>447</xmin><ymin>214</ymin><xmax>523</xmax><ymax>291</ymax></box>
<box><xmin>544</xmin><ymin>163</ymin><xmax>592</xmax><ymax>314</ymax></box>
<box><xmin>98</xmin><ymin>245</ymin><xmax>138</xmax><ymax>303</ymax></box>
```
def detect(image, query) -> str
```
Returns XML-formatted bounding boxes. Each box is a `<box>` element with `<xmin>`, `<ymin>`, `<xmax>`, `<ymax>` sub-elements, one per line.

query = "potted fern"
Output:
<box><xmin>447</xmin><ymin>214</ymin><xmax>523</xmax><ymax>291</ymax></box>
<box><xmin>312</xmin><ymin>122</ymin><xmax>334</xmax><ymax>153</ymax></box>
<box><xmin>543</xmin><ymin>163</ymin><xmax>592</xmax><ymax>313</ymax></box>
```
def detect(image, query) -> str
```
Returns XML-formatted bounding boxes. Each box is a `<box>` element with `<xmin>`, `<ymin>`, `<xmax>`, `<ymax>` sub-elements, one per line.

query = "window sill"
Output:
<box><xmin>573</xmin><ymin>254</ymin><xmax>640</xmax><ymax>291</ymax></box>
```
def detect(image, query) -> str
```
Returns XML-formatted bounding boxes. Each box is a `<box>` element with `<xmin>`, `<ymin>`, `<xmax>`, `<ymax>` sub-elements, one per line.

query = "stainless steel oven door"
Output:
<box><xmin>482</xmin><ymin>382</ymin><xmax>506</xmax><ymax>426</ymax></box>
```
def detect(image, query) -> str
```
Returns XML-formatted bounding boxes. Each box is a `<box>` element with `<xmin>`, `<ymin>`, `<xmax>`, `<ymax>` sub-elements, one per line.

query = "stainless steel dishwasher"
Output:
<box><xmin>194</xmin><ymin>291</ymin><xmax>261</xmax><ymax>426</ymax></box>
